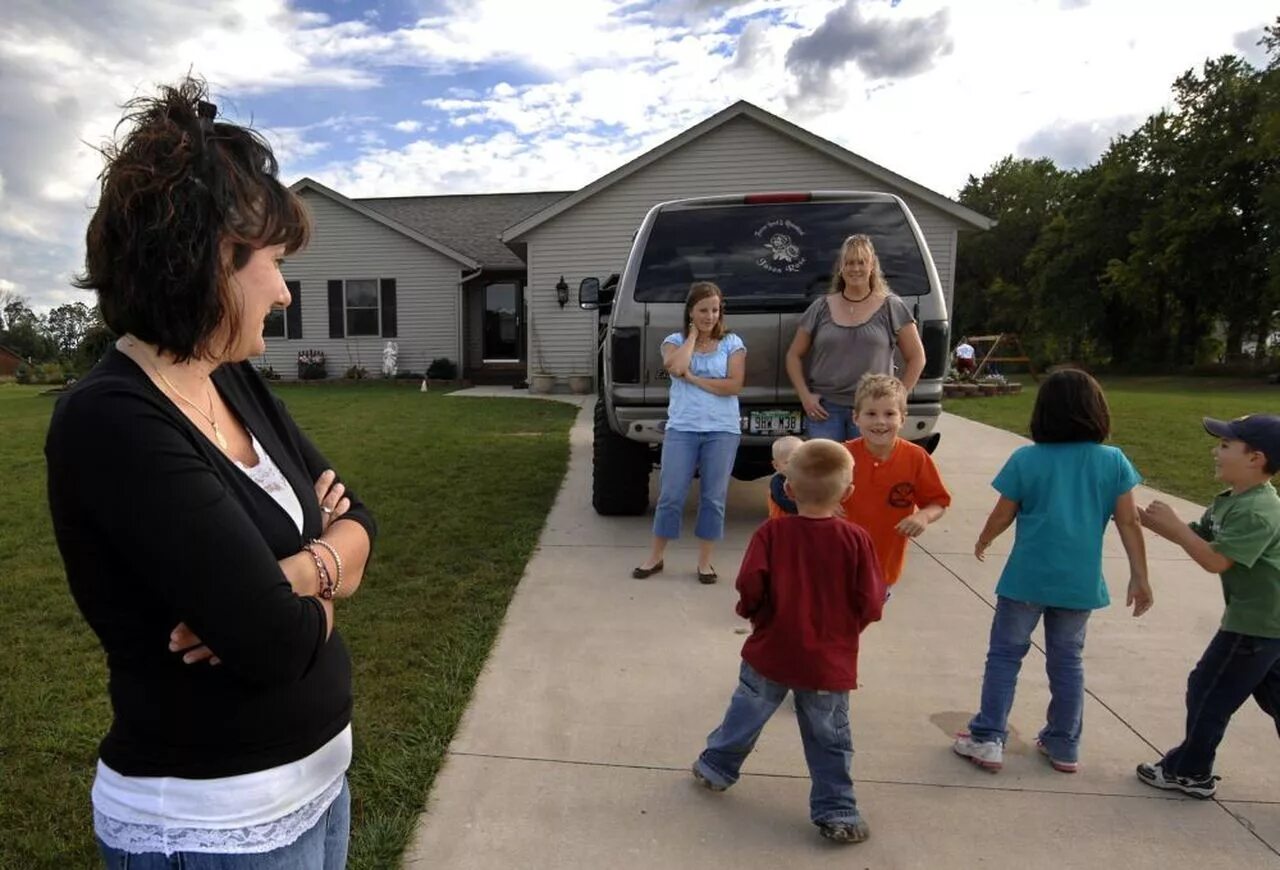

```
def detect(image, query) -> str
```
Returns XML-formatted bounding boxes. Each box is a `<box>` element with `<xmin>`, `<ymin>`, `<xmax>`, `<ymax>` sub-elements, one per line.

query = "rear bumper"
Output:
<box><xmin>612</xmin><ymin>402</ymin><xmax>941</xmax><ymax>446</ymax></box>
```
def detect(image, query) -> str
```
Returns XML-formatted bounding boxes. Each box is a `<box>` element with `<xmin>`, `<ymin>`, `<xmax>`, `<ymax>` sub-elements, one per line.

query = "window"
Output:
<box><xmin>344</xmin><ymin>279</ymin><xmax>379</xmax><ymax>337</ymax></box>
<box><xmin>263</xmin><ymin>308</ymin><xmax>285</xmax><ymax>338</ymax></box>
<box><xmin>263</xmin><ymin>281</ymin><xmax>301</xmax><ymax>339</ymax></box>
<box><xmin>633</xmin><ymin>200</ymin><xmax>932</xmax><ymax>304</ymax></box>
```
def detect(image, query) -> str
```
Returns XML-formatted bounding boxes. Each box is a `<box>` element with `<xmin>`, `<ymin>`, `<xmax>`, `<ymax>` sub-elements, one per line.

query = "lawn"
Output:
<box><xmin>0</xmin><ymin>381</ymin><xmax>578</xmax><ymax>868</ymax></box>
<box><xmin>944</xmin><ymin>376</ymin><xmax>1278</xmax><ymax>505</ymax></box>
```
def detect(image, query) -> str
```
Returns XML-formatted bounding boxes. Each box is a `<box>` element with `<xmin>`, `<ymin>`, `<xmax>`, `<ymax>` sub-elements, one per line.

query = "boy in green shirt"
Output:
<box><xmin>1135</xmin><ymin>414</ymin><xmax>1280</xmax><ymax>798</ymax></box>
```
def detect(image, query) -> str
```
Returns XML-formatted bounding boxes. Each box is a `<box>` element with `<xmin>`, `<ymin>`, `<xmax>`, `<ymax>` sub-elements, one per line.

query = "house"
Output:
<box><xmin>270</xmin><ymin>100</ymin><xmax>992</xmax><ymax>387</ymax></box>
<box><xmin>0</xmin><ymin>344</ymin><xmax>24</xmax><ymax>377</ymax></box>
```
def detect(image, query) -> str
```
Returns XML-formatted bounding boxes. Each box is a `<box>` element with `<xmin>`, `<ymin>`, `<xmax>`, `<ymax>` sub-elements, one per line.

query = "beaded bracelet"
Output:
<box><xmin>310</xmin><ymin>538</ymin><xmax>344</xmax><ymax>597</ymax></box>
<box><xmin>302</xmin><ymin>543</ymin><xmax>335</xmax><ymax>600</ymax></box>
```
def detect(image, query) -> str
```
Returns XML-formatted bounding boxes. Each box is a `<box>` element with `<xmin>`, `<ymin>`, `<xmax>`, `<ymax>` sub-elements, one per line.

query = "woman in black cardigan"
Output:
<box><xmin>45</xmin><ymin>77</ymin><xmax>375</xmax><ymax>868</ymax></box>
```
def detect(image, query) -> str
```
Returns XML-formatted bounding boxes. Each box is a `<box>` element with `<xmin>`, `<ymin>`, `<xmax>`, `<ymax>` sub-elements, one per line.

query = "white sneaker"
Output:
<box><xmin>953</xmin><ymin>732</ymin><xmax>1003</xmax><ymax>771</ymax></box>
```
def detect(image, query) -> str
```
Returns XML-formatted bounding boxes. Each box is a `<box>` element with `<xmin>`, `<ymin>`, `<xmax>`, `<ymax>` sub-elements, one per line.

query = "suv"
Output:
<box><xmin>580</xmin><ymin>191</ymin><xmax>950</xmax><ymax>516</ymax></box>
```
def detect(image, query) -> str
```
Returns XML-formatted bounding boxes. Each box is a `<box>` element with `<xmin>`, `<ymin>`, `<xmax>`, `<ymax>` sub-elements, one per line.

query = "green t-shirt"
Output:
<box><xmin>1191</xmin><ymin>481</ymin><xmax>1280</xmax><ymax>639</ymax></box>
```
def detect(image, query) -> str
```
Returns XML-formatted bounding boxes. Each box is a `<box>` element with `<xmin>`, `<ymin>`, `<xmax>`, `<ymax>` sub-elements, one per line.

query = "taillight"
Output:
<box><xmin>920</xmin><ymin>320</ymin><xmax>950</xmax><ymax>380</ymax></box>
<box><xmin>743</xmin><ymin>193</ymin><xmax>812</xmax><ymax>204</ymax></box>
<box><xmin>611</xmin><ymin>327</ymin><xmax>641</xmax><ymax>384</ymax></box>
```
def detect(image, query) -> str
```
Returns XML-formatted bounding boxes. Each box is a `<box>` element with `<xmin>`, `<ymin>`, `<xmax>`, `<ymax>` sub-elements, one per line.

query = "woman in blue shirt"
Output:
<box><xmin>632</xmin><ymin>282</ymin><xmax>746</xmax><ymax>584</ymax></box>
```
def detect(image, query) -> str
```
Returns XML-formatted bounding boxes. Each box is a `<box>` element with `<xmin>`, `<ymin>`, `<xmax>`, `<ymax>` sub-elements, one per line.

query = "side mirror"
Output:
<box><xmin>579</xmin><ymin>277</ymin><xmax>601</xmax><ymax>310</ymax></box>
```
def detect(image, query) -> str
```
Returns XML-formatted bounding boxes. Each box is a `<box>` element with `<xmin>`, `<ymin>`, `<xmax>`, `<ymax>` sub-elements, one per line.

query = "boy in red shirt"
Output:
<box><xmin>841</xmin><ymin>374</ymin><xmax>951</xmax><ymax>590</ymax></box>
<box><xmin>692</xmin><ymin>439</ymin><xmax>885</xmax><ymax>844</ymax></box>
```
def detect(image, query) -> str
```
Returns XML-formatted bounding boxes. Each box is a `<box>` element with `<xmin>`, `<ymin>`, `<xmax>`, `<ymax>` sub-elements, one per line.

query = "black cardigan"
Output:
<box><xmin>45</xmin><ymin>347</ymin><xmax>376</xmax><ymax>778</ymax></box>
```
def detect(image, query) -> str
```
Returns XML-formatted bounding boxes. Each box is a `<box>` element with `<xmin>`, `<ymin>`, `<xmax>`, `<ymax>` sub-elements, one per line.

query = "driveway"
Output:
<box><xmin>405</xmin><ymin>405</ymin><xmax>1280</xmax><ymax>869</ymax></box>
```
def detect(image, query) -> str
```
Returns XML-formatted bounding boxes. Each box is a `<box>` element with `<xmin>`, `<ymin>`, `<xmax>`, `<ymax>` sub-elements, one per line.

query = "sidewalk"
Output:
<box><xmin>404</xmin><ymin>409</ymin><xmax>1280</xmax><ymax>869</ymax></box>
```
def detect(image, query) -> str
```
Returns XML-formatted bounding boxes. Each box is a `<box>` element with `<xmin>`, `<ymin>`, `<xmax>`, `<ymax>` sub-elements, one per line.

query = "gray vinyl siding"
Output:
<box><xmin>264</xmin><ymin>189</ymin><xmax>465</xmax><ymax>378</ymax></box>
<box><xmin>522</xmin><ymin>116</ymin><xmax>965</xmax><ymax>382</ymax></box>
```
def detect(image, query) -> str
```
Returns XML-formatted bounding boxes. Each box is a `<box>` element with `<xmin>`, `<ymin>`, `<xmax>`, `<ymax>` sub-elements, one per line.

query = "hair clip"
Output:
<box><xmin>196</xmin><ymin>100</ymin><xmax>218</xmax><ymax>122</ymax></box>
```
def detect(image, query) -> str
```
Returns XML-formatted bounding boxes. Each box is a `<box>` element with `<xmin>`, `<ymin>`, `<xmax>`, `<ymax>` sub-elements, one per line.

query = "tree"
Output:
<box><xmin>45</xmin><ymin>302</ymin><xmax>94</xmax><ymax>359</ymax></box>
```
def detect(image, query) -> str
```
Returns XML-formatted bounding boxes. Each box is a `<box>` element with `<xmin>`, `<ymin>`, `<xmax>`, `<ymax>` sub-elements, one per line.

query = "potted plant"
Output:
<box><xmin>528</xmin><ymin>321</ymin><xmax>556</xmax><ymax>393</ymax></box>
<box><xmin>297</xmin><ymin>349</ymin><xmax>326</xmax><ymax>380</ymax></box>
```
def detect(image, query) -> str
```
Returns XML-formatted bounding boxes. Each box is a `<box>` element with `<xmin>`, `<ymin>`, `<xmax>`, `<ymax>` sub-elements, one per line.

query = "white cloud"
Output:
<box><xmin>3</xmin><ymin>0</ymin><xmax>1279</xmax><ymax>311</ymax></box>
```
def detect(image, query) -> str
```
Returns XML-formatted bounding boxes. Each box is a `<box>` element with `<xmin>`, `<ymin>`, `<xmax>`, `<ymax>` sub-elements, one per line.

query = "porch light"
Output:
<box><xmin>555</xmin><ymin>276</ymin><xmax>569</xmax><ymax>308</ymax></box>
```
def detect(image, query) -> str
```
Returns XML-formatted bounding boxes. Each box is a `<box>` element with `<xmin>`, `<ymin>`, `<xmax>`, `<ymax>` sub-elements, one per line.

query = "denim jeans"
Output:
<box><xmin>653</xmin><ymin>428</ymin><xmax>740</xmax><ymax>541</ymax></box>
<box><xmin>97</xmin><ymin>777</ymin><xmax>350</xmax><ymax>869</ymax></box>
<box><xmin>804</xmin><ymin>397</ymin><xmax>860</xmax><ymax>442</ymax></box>
<box><xmin>968</xmin><ymin>596</ymin><xmax>1091</xmax><ymax>763</ymax></box>
<box><xmin>695</xmin><ymin>661</ymin><xmax>860</xmax><ymax>826</ymax></box>
<box><xmin>1160</xmin><ymin>630</ymin><xmax>1280</xmax><ymax>778</ymax></box>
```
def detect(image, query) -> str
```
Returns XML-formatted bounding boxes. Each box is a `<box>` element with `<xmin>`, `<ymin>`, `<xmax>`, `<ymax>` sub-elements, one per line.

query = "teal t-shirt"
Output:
<box><xmin>662</xmin><ymin>332</ymin><xmax>746</xmax><ymax>434</ymax></box>
<box><xmin>1191</xmin><ymin>481</ymin><xmax>1280</xmax><ymax>639</ymax></box>
<box><xmin>993</xmin><ymin>443</ymin><xmax>1142</xmax><ymax>610</ymax></box>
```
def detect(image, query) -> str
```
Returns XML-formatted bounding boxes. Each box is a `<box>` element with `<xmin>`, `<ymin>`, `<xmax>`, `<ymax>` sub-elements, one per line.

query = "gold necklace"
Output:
<box><xmin>130</xmin><ymin>340</ymin><xmax>229</xmax><ymax>450</ymax></box>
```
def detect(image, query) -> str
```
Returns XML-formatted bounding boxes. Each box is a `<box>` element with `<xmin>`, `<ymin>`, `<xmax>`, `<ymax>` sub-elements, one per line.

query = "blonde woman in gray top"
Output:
<box><xmin>785</xmin><ymin>234</ymin><xmax>926</xmax><ymax>441</ymax></box>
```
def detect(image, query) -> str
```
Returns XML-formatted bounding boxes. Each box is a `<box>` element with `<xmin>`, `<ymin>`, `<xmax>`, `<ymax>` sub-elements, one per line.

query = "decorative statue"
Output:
<box><xmin>381</xmin><ymin>340</ymin><xmax>399</xmax><ymax>377</ymax></box>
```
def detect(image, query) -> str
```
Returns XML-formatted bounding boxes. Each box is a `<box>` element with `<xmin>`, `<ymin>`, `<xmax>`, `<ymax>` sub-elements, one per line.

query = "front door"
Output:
<box><xmin>482</xmin><ymin>282</ymin><xmax>522</xmax><ymax>363</ymax></box>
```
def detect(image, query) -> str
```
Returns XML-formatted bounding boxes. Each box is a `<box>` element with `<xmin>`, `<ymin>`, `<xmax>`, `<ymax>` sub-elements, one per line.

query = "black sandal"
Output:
<box><xmin>697</xmin><ymin>566</ymin><xmax>718</xmax><ymax>584</ymax></box>
<box><xmin>632</xmin><ymin>561</ymin><xmax>663</xmax><ymax>579</ymax></box>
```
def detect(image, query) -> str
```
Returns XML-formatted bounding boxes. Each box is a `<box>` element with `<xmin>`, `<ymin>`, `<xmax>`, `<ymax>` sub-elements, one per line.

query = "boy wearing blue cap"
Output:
<box><xmin>1135</xmin><ymin>414</ymin><xmax>1280</xmax><ymax>798</ymax></box>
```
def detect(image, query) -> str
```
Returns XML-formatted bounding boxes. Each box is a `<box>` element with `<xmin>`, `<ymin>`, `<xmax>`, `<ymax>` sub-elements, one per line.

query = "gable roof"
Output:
<box><xmin>501</xmin><ymin>100</ymin><xmax>993</xmax><ymax>242</ymax></box>
<box><xmin>290</xmin><ymin>178</ymin><xmax>481</xmax><ymax>269</ymax></box>
<box><xmin>359</xmin><ymin>191</ymin><xmax>569</xmax><ymax>270</ymax></box>
<box><xmin>0</xmin><ymin>344</ymin><xmax>23</xmax><ymax>362</ymax></box>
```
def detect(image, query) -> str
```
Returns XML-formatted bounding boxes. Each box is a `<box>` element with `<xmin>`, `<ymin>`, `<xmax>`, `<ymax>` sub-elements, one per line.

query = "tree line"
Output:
<box><xmin>0</xmin><ymin>291</ymin><xmax>113</xmax><ymax>378</ymax></box>
<box><xmin>955</xmin><ymin>19</ymin><xmax>1279</xmax><ymax>371</ymax></box>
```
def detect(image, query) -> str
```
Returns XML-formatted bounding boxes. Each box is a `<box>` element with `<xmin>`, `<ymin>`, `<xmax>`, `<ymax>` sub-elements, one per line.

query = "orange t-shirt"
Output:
<box><xmin>840</xmin><ymin>438</ymin><xmax>952</xmax><ymax>586</ymax></box>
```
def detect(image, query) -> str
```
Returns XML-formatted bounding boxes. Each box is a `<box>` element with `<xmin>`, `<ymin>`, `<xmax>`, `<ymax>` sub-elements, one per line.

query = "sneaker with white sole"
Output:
<box><xmin>691</xmin><ymin>762</ymin><xmax>728</xmax><ymax>792</ymax></box>
<box><xmin>1036</xmin><ymin>739</ymin><xmax>1078</xmax><ymax>773</ymax></box>
<box><xmin>818</xmin><ymin>818</ymin><xmax>871</xmax><ymax>844</ymax></box>
<box><xmin>1135</xmin><ymin>760</ymin><xmax>1219</xmax><ymax>799</ymax></box>
<box><xmin>953</xmin><ymin>732</ymin><xmax>1003</xmax><ymax>771</ymax></box>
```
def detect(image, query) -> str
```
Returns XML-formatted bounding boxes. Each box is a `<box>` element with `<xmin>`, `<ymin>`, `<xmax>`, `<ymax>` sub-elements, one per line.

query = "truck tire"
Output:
<box><xmin>593</xmin><ymin>399</ymin><xmax>652</xmax><ymax>516</ymax></box>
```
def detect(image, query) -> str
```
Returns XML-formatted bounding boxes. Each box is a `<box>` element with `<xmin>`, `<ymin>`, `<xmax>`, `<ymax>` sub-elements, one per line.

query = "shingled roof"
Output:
<box><xmin>358</xmin><ymin>191</ymin><xmax>570</xmax><ymax>270</ymax></box>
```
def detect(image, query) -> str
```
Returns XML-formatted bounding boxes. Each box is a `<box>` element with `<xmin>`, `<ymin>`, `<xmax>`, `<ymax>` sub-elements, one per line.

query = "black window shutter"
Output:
<box><xmin>328</xmin><ymin>280</ymin><xmax>345</xmax><ymax>339</ymax></box>
<box><xmin>380</xmin><ymin>278</ymin><xmax>397</xmax><ymax>338</ymax></box>
<box><xmin>285</xmin><ymin>281</ymin><xmax>301</xmax><ymax>339</ymax></box>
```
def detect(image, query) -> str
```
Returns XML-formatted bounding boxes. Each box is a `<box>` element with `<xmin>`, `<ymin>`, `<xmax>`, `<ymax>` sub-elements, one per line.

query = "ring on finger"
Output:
<box><xmin>321</xmin><ymin>506</ymin><xmax>333</xmax><ymax>514</ymax></box>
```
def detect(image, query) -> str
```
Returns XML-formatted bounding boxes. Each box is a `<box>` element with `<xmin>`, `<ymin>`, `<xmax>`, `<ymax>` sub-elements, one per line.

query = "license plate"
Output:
<box><xmin>747</xmin><ymin>410</ymin><xmax>803</xmax><ymax>435</ymax></box>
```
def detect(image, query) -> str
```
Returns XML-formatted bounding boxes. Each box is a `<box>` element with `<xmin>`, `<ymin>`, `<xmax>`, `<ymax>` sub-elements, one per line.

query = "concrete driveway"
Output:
<box><xmin>405</xmin><ymin>406</ymin><xmax>1280</xmax><ymax>869</ymax></box>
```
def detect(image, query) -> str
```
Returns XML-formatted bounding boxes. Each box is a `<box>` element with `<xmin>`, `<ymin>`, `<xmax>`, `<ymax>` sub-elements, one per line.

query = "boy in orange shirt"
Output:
<box><xmin>841</xmin><ymin>374</ymin><xmax>951</xmax><ymax>589</ymax></box>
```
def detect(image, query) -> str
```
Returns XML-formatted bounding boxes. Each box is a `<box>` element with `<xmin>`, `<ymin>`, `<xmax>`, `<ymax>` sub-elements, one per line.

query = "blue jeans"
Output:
<box><xmin>968</xmin><ymin>597</ymin><xmax>1091</xmax><ymax>763</ymax></box>
<box><xmin>97</xmin><ymin>777</ymin><xmax>350</xmax><ymax>869</ymax></box>
<box><xmin>1160</xmin><ymin>631</ymin><xmax>1280</xmax><ymax>777</ymax></box>
<box><xmin>653</xmin><ymin>428</ymin><xmax>740</xmax><ymax>541</ymax></box>
<box><xmin>695</xmin><ymin>661</ymin><xmax>860</xmax><ymax>826</ymax></box>
<box><xmin>805</xmin><ymin>397</ymin><xmax>860</xmax><ymax>441</ymax></box>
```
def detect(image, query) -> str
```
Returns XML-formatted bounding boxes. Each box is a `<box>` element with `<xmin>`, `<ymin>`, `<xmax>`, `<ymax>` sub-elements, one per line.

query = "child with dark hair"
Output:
<box><xmin>1135</xmin><ymin>414</ymin><xmax>1280</xmax><ymax>798</ymax></box>
<box><xmin>953</xmin><ymin>370</ymin><xmax>1153</xmax><ymax>773</ymax></box>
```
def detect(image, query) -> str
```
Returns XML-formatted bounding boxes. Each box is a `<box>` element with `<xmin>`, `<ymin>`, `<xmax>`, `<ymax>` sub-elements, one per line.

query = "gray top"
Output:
<box><xmin>797</xmin><ymin>293</ymin><xmax>915</xmax><ymax>405</ymax></box>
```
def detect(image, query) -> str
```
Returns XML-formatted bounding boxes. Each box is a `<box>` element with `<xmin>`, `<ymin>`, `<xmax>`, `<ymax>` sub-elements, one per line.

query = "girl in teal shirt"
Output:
<box><xmin>953</xmin><ymin>370</ymin><xmax>1153</xmax><ymax>773</ymax></box>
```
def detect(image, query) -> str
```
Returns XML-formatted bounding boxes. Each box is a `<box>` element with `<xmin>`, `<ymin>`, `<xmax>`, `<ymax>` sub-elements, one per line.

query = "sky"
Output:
<box><xmin>1</xmin><ymin>0</ymin><xmax>1275</xmax><ymax>313</ymax></box>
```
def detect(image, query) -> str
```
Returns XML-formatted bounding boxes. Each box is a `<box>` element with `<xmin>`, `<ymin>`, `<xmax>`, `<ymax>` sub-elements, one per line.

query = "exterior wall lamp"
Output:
<box><xmin>555</xmin><ymin>276</ymin><xmax>569</xmax><ymax>308</ymax></box>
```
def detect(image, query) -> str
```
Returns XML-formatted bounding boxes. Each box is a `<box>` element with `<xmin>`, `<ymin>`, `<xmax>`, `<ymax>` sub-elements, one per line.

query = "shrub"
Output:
<box><xmin>344</xmin><ymin>365</ymin><xmax>368</xmax><ymax>380</ymax></box>
<box><xmin>426</xmin><ymin>357</ymin><xmax>457</xmax><ymax>380</ymax></box>
<box><xmin>14</xmin><ymin>364</ymin><xmax>31</xmax><ymax>385</ymax></box>
<box><xmin>257</xmin><ymin>365</ymin><xmax>281</xmax><ymax>381</ymax></box>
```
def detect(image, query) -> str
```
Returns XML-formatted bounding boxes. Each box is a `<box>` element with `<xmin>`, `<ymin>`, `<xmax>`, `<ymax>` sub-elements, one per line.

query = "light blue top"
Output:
<box><xmin>993</xmin><ymin>442</ymin><xmax>1142</xmax><ymax>610</ymax></box>
<box><xmin>662</xmin><ymin>332</ymin><xmax>746</xmax><ymax>434</ymax></box>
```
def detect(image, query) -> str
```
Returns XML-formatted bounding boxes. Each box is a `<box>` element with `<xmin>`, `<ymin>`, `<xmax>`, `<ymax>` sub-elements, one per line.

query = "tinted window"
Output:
<box><xmin>633</xmin><ymin>201</ymin><xmax>931</xmax><ymax>303</ymax></box>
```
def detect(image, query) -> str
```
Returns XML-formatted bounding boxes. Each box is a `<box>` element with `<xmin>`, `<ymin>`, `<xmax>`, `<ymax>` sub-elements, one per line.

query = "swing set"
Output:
<box><xmin>961</xmin><ymin>333</ymin><xmax>1041</xmax><ymax>382</ymax></box>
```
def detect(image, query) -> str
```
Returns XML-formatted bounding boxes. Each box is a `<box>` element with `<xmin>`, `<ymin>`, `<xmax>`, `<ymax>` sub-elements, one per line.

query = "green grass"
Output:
<box><xmin>0</xmin><ymin>381</ymin><xmax>577</xmax><ymax>868</ymax></box>
<box><xmin>945</xmin><ymin>376</ymin><xmax>1277</xmax><ymax>505</ymax></box>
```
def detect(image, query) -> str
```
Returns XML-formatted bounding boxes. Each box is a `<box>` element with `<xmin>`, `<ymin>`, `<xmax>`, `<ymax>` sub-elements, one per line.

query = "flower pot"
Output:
<box><xmin>567</xmin><ymin>374</ymin><xmax>593</xmax><ymax>395</ymax></box>
<box><xmin>529</xmin><ymin>373</ymin><xmax>556</xmax><ymax>393</ymax></box>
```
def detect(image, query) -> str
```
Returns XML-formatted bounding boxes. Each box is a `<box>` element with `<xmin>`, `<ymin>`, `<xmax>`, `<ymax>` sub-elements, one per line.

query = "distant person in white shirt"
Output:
<box><xmin>954</xmin><ymin>338</ymin><xmax>976</xmax><ymax>377</ymax></box>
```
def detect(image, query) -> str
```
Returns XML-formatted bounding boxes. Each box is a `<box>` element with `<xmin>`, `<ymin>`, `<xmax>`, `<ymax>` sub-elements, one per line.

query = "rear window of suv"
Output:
<box><xmin>633</xmin><ymin>200</ymin><xmax>931</xmax><ymax>303</ymax></box>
